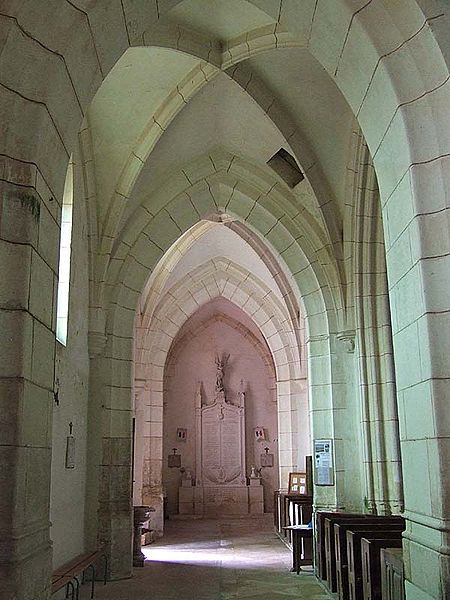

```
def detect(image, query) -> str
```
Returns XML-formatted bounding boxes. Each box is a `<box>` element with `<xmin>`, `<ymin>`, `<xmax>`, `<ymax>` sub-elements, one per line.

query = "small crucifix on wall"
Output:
<box><xmin>260</xmin><ymin>446</ymin><xmax>274</xmax><ymax>467</ymax></box>
<box><xmin>168</xmin><ymin>448</ymin><xmax>181</xmax><ymax>468</ymax></box>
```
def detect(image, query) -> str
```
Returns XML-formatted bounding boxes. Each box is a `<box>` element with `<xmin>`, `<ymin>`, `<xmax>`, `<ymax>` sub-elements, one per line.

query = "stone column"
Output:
<box><xmin>141</xmin><ymin>380</ymin><xmax>164</xmax><ymax>537</ymax></box>
<box><xmin>88</xmin><ymin>331</ymin><xmax>133</xmax><ymax>580</ymax></box>
<box><xmin>0</xmin><ymin>159</ymin><xmax>59</xmax><ymax>599</ymax></box>
<box><xmin>308</xmin><ymin>333</ymin><xmax>340</xmax><ymax>511</ymax></box>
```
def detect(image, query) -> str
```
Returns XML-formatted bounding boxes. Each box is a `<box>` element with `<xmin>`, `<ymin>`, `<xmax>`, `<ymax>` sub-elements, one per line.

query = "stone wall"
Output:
<box><xmin>49</xmin><ymin>155</ymin><xmax>90</xmax><ymax>569</ymax></box>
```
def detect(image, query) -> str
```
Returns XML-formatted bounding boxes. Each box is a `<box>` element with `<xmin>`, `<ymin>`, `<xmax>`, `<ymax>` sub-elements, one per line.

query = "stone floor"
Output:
<box><xmin>80</xmin><ymin>516</ymin><xmax>331</xmax><ymax>599</ymax></box>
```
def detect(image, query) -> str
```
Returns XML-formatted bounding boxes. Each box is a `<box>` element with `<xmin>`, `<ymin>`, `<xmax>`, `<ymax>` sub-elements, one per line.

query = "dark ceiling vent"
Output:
<box><xmin>267</xmin><ymin>148</ymin><xmax>304</xmax><ymax>188</ymax></box>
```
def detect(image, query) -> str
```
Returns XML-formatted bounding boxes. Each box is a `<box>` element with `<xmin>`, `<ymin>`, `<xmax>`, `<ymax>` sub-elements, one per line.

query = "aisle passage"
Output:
<box><xmin>81</xmin><ymin>517</ymin><xmax>330</xmax><ymax>599</ymax></box>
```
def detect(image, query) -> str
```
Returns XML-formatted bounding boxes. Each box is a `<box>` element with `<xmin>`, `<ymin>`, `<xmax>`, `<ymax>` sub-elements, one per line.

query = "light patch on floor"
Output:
<box><xmin>79</xmin><ymin>516</ymin><xmax>331</xmax><ymax>599</ymax></box>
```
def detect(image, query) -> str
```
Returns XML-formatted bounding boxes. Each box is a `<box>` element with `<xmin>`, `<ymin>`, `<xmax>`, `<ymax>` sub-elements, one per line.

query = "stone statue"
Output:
<box><xmin>215</xmin><ymin>354</ymin><xmax>229</xmax><ymax>394</ymax></box>
<box><xmin>237</xmin><ymin>379</ymin><xmax>245</xmax><ymax>406</ymax></box>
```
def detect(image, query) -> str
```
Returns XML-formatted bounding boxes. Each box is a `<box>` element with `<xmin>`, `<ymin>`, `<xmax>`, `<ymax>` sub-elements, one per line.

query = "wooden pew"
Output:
<box><xmin>335</xmin><ymin>518</ymin><xmax>404</xmax><ymax>600</ymax></box>
<box><xmin>315</xmin><ymin>512</ymin><xmax>363</xmax><ymax>580</ymax></box>
<box><xmin>325</xmin><ymin>515</ymin><xmax>378</xmax><ymax>591</ymax></box>
<box><xmin>381</xmin><ymin>548</ymin><xmax>405</xmax><ymax>600</ymax></box>
<box><xmin>361</xmin><ymin>538</ymin><xmax>403</xmax><ymax>600</ymax></box>
<box><xmin>347</xmin><ymin>530</ymin><xmax>403</xmax><ymax>600</ymax></box>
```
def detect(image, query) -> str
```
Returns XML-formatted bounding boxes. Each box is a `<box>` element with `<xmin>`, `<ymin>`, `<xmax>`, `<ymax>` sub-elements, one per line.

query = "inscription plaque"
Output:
<box><xmin>179</xmin><ymin>371</ymin><xmax>264</xmax><ymax>516</ymax></box>
<box><xmin>202</xmin><ymin>402</ymin><xmax>243</xmax><ymax>485</ymax></box>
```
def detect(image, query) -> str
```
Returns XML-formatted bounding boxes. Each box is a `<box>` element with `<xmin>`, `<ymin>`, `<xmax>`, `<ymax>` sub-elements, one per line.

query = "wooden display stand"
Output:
<box><xmin>274</xmin><ymin>491</ymin><xmax>313</xmax><ymax>543</ymax></box>
<box><xmin>283</xmin><ymin>525</ymin><xmax>313</xmax><ymax>573</ymax></box>
<box><xmin>274</xmin><ymin>462</ymin><xmax>313</xmax><ymax>573</ymax></box>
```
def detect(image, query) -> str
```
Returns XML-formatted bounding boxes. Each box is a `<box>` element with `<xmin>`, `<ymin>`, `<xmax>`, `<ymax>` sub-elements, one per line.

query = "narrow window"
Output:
<box><xmin>56</xmin><ymin>159</ymin><xmax>74</xmax><ymax>345</ymax></box>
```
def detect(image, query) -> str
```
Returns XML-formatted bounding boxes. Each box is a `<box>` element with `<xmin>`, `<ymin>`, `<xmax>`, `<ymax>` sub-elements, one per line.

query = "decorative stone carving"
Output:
<box><xmin>336</xmin><ymin>330</ymin><xmax>356</xmax><ymax>353</ymax></box>
<box><xmin>214</xmin><ymin>353</ymin><xmax>229</xmax><ymax>399</ymax></box>
<box><xmin>181</xmin><ymin>468</ymin><xmax>193</xmax><ymax>487</ymax></box>
<box><xmin>237</xmin><ymin>378</ymin><xmax>245</xmax><ymax>405</ymax></box>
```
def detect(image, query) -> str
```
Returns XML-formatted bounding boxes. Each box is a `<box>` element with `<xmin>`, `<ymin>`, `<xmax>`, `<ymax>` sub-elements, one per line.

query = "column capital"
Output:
<box><xmin>336</xmin><ymin>329</ymin><xmax>356</xmax><ymax>353</ymax></box>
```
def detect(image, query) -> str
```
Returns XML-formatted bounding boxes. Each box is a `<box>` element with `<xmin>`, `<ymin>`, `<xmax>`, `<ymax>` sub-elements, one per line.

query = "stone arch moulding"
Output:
<box><xmin>344</xmin><ymin>129</ymin><xmax>404</xmax><ymax>518</ymax></box>
<box><xmin>136</xmin><ymin>258</ymin><xmax>302</xmax><ymax>382</ymax></box>
<box><xmin>89</xmin><ymin>43</ymin><xmax>345</xmax><ymax>308</ymax></box>
<box><xmin>165</xmin><ymin>309</ymin><xmax>277</xmax><ymax>386</ymax></box>
<box><xmin>137</xmin><ymin>217</ymin><xmax>307</xmax><ymax>369</ymax></box>
<box><xmin>107</xmin><ymin>150</ymin><xmax>344</xmax><ymax>333</ymax></box>
<box><xmin>96</xmin><ymin>155</ymin><xmax>348</xmax><ymax>578</ymax></box>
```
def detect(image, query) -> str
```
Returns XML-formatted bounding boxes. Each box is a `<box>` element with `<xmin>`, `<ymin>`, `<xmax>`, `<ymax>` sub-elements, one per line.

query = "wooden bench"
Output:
<box><xmin>324</xmin><ymin>514</ymin><xmax>374</xmax><ymax>591</ymax></box>
<box><xmin>361</xmin><ymin>537</ymin><xmax>403</xmax><ymax>600</ymax></box>
<box><xmin>51</xmin><ymin>550</ymin><xmax>107</xmax><ymax>599</ymax></box>
<box><xmin>381</xmin><ymin>548</ymin><xmax>405</xmax><ymax>600</ymax></box>
<box><xmin>334</xmin><ymin>518</ymin><xmax>404</xmax><ymax>600</ymax></box>
<box><xmin>347</xmin><ymin>530</ymin><xmax>403</xmax><ymax>600</ymax></box>
<box><xmin>315</xmin><ymin>512</ymin><xmax>363</xmax><ymax>580</ymax></box>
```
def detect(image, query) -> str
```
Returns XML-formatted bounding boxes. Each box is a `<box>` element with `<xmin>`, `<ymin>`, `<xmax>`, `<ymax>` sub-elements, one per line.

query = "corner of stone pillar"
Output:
<box><xmin>0</xmin><ymin>516</ymin><xmax>53</xmax><ymax>599</ymax></box>
<box><xmin>88</xmin><ymin>329</ymin><xmax>107</xmax><ymax>358</ymax></box>
<box><xmin>98</xmin><ymin>496</ymin><xmax>133</xmax><ymax>581</ymax></box>
<box><xmin>142</xmin><ymin>486</ymin><xmax>165</xmax><ymax>537</ymax></box>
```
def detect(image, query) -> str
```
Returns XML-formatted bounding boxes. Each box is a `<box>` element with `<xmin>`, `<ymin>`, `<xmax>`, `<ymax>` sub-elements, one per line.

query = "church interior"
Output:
<box><xmin>1</xmin><ymin>1</ymin><xmax>450</xmax><ymax>598</ymax></box>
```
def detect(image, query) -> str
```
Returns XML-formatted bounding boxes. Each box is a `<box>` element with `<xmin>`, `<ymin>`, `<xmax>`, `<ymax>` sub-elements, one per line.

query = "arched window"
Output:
<box><xmin>56</xmin><ymin>159</ymin><xmax>74</xmax><ymax>345</ymax></box>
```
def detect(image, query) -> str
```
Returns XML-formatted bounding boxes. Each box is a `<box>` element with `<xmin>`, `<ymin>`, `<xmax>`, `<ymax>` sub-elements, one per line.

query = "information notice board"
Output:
<box><xmin>314</xmin><ymin>439</ymin><xmax>334</xmax><ymax>486</ymax></box>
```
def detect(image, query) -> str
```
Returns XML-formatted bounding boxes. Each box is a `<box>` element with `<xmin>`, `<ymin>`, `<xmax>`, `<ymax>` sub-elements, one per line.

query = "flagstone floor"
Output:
<box><xmin>79</xmin><ymin>516</ymin><xmax>331</xmax><ymax>599</ymax></box>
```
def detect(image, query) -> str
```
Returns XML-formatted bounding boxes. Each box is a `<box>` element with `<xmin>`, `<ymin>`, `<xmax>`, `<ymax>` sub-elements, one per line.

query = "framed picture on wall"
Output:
<box><xmin>288</xmin><ymin>471</ymin><xmax>308</xmax><ymax>495</ymax></box>
<box><xmin>254</xmin><ymin>427</ymin><xmax>265</xmax><ymax>441</ymax></box>
<box><xmin>177</xmin><ymin>428</ymin><xmax>187</xmax><ymax>441</ymax></box>
<box><xmin>314</xmin><ymin>439</ymin><xmax>334</xmax><ymax>486</ymax></box>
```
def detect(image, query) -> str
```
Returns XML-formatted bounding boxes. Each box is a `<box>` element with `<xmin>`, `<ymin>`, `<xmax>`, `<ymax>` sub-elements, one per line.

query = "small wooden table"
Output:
<box><xmin>283</xmin><ymin>525</ymin><xmax>313</xmax><ymax>574</ymax></box>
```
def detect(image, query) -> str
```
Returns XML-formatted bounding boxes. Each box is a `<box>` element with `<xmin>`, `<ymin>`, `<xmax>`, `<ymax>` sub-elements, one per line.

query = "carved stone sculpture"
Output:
<box><xmin>215</xmin><ymin>353</ymin><xmax>229</xmax><ymax>395</ymax></box>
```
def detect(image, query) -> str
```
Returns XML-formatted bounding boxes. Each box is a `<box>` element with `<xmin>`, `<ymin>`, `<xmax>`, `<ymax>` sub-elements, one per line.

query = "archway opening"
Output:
<box><xmin>132</xmin><ymin>220</ymin><xmax>310</xmax><ymax>541</ymax></box>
